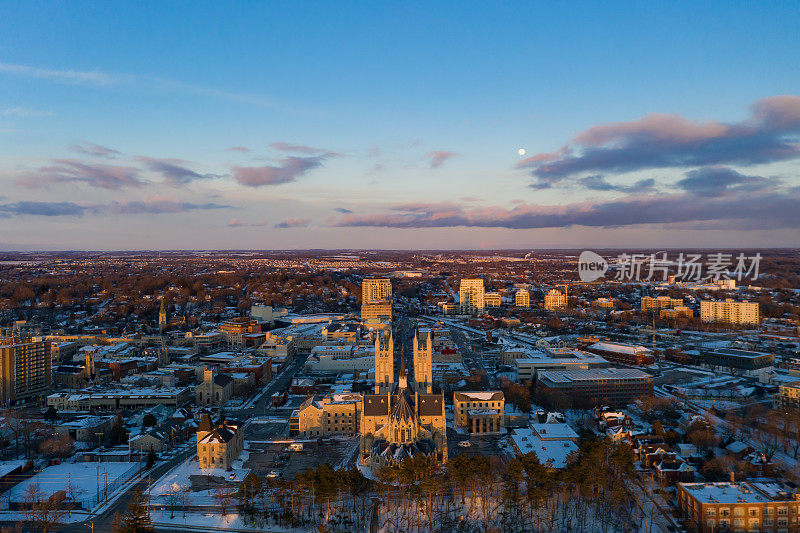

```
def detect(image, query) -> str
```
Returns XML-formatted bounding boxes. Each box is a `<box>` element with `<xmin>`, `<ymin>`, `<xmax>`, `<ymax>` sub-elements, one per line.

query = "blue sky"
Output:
<box><xmin>1</xmin><ymin>1</ymin><xmax>799</xmax><ymax>250</ymax></box>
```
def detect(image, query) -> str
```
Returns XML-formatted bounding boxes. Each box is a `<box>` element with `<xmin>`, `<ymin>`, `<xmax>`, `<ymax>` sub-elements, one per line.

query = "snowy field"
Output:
<box><xmin>4</xmin><ymin>461</ymin><xmax>138</xmax><ymax>508</ymax></box>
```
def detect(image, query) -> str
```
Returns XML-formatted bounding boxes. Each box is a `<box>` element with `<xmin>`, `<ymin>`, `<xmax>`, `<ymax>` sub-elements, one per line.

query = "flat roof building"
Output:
<box><xmin>536</xmin><ymin>367</ymin><xmax>653</xmax><ymax>407</ymax></box>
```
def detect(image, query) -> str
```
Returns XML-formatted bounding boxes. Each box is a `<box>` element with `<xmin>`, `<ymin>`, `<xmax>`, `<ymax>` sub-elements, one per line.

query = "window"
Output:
<box><xmin>707</xmin><ymin>509</ymin><xmax>716</xmax><ymax>517</ymax></box>
<box><xmin>748</xmin><ymin>508</ymin><xmax>758</xmax><ymax>517</ymax></box>
<box><xmin>721</xmin><ymin>508</ymin><xmax>731</xmax><ymax>516</ymax></box>
<box><xmin>778</xmin><ymin>507</ymin><xmax>788</xmax><ymax>515</ymax></box>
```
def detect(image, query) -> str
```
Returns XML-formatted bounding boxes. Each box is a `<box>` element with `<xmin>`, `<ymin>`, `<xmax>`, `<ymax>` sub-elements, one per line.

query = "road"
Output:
<box><xmin>230</xmin><ymin>351</ymin><xmax>311</xmax><ymax>418</ymax></box>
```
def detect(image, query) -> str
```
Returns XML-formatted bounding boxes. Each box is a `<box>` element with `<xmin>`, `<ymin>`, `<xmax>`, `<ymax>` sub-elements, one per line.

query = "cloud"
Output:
<box><xmin>270</xmin><ymin>142</ymin><xmax>337</xmax><ymax>155</ymax></box>
<box><xmin>108</xmin><ymin>198</ymin><xmax>231</xmax><ymax>214</ymax></box>
<box><xmin>0</xmin><ymin>61</ymin><xmax>291</xmax><ymax>111</ymax></box>
<box><xmin>0</xmin><ymin>62</ymin><xmax>115</xmax><ymax>85</ymax></box>
<box><xmin>274</xmin><ymin>217</ymin><xmax>311</xmax><ymax>228</ymax></box>
<box><xmin>226</xmin><ymin>146</ymin><xmax>250</xmax><ymax>152</ymax></box>
<box><xmin>427</xmin><ymin>150</ymin><xmax>458</xmax><ymax>169</ymax></box>
<box><xmin>578</xmin><ymin>175</ymin><xmax>656</xmax><ymax>193</ymax></box>
<box><xmin>0</xmin><ymin>201</ymin><xmax>96</xmax><ymax>217</ymax></box>
<box><xmin>16</xmin><ymin>159</ymin><xmax>146</xmax><ymax>190</ymax></box>
<box><xmin>232</xmin><ymin>155</ymin><xmax>332</xmax><ymax>187</ymax></box>
<box><xmin>69</xmin><ymin>143</ymin><xmax>120</xmax><ymax>159</ymax></box>
<box><xmin>2</xmin><ymin>107</ymin><xmax>56</xmax><ymax>118</ymax></box>
<box><xmin>0</xmin><ymin>197</ymin><xmax>231</xmax><ymax>217</ymax></box>
<box><xmin>228</xmin><ymin>218</ymin><xmax>269</xmax><ymax>227</ymax></box>
<box><xmin>333</xmin><ymin>207</ymin><xmax>352</xmax><ymax>214</ymax></box>
<box><xmin>676</xmin><ymin>166</ymin><xmax>776</xmax><ymax>196</ymax></box>
<box><xmin>136</xmin><ymin>156</ymin><xmax>219</xmax><ymax>186</ymax></box>
<box><xmin>335</xmin><ymin>186</ymin><xmax>800</xmax><ymax>230</ymax></box>
<box><xmin>519</xmin><ymin>95</ymin><xmax>800</xmax><ymax>186</ymax></box>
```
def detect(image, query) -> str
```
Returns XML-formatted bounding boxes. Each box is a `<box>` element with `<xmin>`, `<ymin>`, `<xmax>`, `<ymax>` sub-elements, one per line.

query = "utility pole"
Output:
<box><xmin>103</xmin><ymin>472</ymin><xmax>108</xmax><ymax>502</ymax></box>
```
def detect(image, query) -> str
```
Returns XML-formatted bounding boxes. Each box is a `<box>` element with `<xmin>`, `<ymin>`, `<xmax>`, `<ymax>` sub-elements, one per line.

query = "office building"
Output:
<box><xmin>459</xmin><ymin>278</ymin><xmax>485</xmax><ymax>314</ymax></box>
<box><xmin>536</xmin><ymin>368</ymin><xmax>653</xmax><ymax>407</ymax></box>
<box><xmin>700</xmin><ymin>299</ymin><xmax>760</xmax><ymax>325</ymax></box>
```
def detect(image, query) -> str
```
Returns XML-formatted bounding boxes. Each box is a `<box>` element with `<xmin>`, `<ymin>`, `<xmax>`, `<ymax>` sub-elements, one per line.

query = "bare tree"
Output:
<box><xmin>20</xmin><ymin>484</ymin><xmax>68</xmax><ymax>533</ymax></box>
<box><xmin>212</xmin><ymin>486</ymin><xmax>234</xmax><ymax>516</ymax></box>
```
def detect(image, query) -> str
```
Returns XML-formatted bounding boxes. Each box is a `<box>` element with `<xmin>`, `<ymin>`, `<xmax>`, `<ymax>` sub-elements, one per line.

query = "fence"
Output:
<box><xmin>74</xmin><ymin>461</ymin><xmax>142</xmax><ymax>510</ymax></box>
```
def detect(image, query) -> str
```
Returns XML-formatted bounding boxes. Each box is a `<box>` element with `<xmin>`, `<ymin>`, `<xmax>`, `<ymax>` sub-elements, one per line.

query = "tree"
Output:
<box><xmin>146</xmin><ymin>450</ymin><xmax>156</xmax><ymax>469</ymax></box>
<box><xmin>142</xmin><ymin>414</ymin><xmax>157</xmax><ymax>428</ymax></box>
<box><xmin>212</xmin><ymin>486</ymin><xmax>235</xmax><ymax>516</ymax></box>
<box><xmin>116</xmin><ymin>487</ymin><xmax>154</xmax><ymax>533</ymax></box>
<box><xmin>109</xmin><ymin>414</ymin><xmax>128</xmax><ymax>446</ymax></box>
<box><xmin>20</xmin><ymin>484</ymin><xmax>67</xmax><ymax>533</ymax></box>
<box><xmin>651</xmin><ymin>420</ymin><xmax>665</xmax><ymax>436</ymax></box>
<box><xmin>39</xmin><ymin>434</ymin><xmax>74</xmax><ymax>459</ymax></box>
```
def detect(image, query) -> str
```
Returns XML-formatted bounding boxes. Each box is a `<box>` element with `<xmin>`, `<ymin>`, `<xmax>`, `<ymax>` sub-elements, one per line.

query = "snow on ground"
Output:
<box><xmin>4</xmin><ymin>461</ymin><xmax>138</xmax><ymax>506</ymax></box>
<box><xmin>150</xmin><ymin>454</ymin><xmax>250</xmax><ymax>506</ymax></box>
<box><xmin>150</xmin><ymin>509</ymin><xmax>306</xmax><ymax>532</ymax></box>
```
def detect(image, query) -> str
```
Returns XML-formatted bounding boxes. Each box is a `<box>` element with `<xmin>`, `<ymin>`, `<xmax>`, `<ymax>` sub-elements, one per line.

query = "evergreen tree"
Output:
<box><xmin>146</xmin><ymin>449</ymin><xmax>156</xmax><ymax>469</ymax></box>
<box><xmin>110</xmin><ymin>414</ymin><xmax>128</xmax><ymax>446</ymax></box>
<box><xmin>116</xmin><ymin>487</ymin><xmax>154</xmax><ymax>533</ymax></box>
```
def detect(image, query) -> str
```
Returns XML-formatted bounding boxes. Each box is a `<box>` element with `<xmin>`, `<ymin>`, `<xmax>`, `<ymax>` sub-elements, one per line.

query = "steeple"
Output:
<box><xmin>158</xmin><ymin>298</ymin><xmax>167</xmax><ymax>333</ymax></box>
<box><xmin>398</xmin><ymin>348</ymin><xmax>408</xmax><ymax>390</ymax></box>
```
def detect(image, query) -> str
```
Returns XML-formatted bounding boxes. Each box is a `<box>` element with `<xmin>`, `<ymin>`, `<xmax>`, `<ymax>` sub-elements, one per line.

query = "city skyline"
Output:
<box><xmin>2</xmin><ymin>2</ymin><xmax>800</xmax><ymax>250</ymax></box>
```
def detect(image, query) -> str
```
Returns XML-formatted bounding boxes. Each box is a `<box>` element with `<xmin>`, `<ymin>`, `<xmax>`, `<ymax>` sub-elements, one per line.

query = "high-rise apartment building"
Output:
<box><xmin>362</xmin><ymin>278</ymin><xmax>392</xmax><ymax>322</ymax></box>
<box><xmin>544</xmin><ymin>289</ymin><xmax>567</xmax><ymax>310</ymax></box>
<box><xmin>459</xmin><ymin>278</ymin><xmax>485</xmax><ymax>314</ymax></box>
<box><xmin>515</xmin><ymin>289</ymin><xmax>530</xmax><ymax>308</ymax></box>
<box><xmin>0</xmin><ymin>337</ymin><xmax>52</xmax><ymax>407</ymax></box>
<box><xmin>700</xmin><ymin>299</ymin><xmax>760</xmax><ymax>325</ymax></box>
<box><xmin>362</xmin><ymin>278</ymin><xmax>392</xmax><ymax>303</ymax></box>
<box><xmin>641</xmin><ymin>296</ymin><xmax>684</xmax><ymax>311</ymax></box>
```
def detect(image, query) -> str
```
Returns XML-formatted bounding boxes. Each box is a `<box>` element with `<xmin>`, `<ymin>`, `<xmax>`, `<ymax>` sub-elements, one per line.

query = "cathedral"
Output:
<box><xmin>359</xmin><ymin>330</ymin><xmax>448</xmax><ymax>471</ymax></box>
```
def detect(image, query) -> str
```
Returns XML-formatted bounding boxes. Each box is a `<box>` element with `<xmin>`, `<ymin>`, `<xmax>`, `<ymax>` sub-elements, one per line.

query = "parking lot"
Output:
<box><xmin>244</xmin><ymin>437</ymin><xmax>360</xmax><ymax>481</ymax></box>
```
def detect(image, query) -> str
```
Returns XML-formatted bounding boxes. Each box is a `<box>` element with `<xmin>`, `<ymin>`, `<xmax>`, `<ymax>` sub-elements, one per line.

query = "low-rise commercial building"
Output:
<box><xmin>678</xmin><ymin>481</ymin><xmax>800</xmax><ymax>532</ymax></box>
<box><xmin>586</xmin><ymin>341</ymin><xmax>655</xmax><ymax>366</ymax></box>
<box><xmin>773</xmin><ymin>381</ymin><xmax>800</xmax><ymax>411</ymax></box>
<box><xmin>536</xmin><ymin>367</ymin><xmax>653</xmax><ymax>407</ymax></box>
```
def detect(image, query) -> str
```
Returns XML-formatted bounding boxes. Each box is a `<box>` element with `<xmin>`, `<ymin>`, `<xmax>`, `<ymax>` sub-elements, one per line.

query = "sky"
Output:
<box><xmin>1</xmin><ymin>1</ymin><xmax>799</xmax><ymax>250</ymax></box>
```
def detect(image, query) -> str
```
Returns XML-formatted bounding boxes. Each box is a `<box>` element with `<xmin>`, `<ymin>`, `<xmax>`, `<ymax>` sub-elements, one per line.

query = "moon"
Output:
<box><xmin>518</xmin><ymin>148</ymin><xmax>526</xmax><ymax>156</ymax></box>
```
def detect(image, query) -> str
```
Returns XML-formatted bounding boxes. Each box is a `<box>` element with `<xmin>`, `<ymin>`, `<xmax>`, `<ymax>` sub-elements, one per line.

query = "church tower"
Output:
<box><xmin>158</xmin><ymin>298</ymin><xmax>167</xmax><ymax>333</ymax></box>
<box><xmin>374</xmin><ymin>331</ymin><xmax>394</xmax><ymax>394</ymax></box>
<box><xmin>413</xmin><ymin>329</ymin><xmax>433</xmax><ymax>394</ymax></box>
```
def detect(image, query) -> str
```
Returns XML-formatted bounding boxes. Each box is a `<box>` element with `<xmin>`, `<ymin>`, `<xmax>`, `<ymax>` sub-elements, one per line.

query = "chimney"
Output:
<box><xmin>730</xmin><ymin>471</ymin><xmax>735</xmax><ymax>483</ymax></box>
